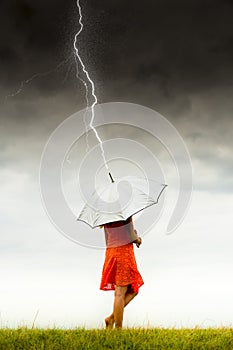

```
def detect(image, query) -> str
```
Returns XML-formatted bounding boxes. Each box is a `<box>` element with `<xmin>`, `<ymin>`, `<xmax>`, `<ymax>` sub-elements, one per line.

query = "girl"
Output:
<box><xmin>99</xmin><ymin>216</ymin><xmax>143</xmax><ymax>328</ymax></box>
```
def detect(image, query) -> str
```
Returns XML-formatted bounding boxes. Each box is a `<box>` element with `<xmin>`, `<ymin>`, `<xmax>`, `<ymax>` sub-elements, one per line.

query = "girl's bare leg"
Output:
<box><xmin>113</xmin><ymin>285</ymin><xmax>128</xmax><ymax>328</ymax></box>
<box><xmin>124</xmin><ymin>290</ymin><xmax>138</xmax><ymax>307</ymax></box>
<box><xmin>105</xmin><ymin>285</ymin><xmax>138</xmax><ymax>328</ymax></box>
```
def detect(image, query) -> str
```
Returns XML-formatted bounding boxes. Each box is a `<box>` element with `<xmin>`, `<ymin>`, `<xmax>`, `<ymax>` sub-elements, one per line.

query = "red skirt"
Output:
<box><xmin>100</xmin><ymin>243</ymin><xmax>144</xmax><ymax>293</ymax></box>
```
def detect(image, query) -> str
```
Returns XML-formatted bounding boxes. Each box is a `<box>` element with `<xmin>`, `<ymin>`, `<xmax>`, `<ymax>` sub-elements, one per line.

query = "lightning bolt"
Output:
<box><xmin>5</xmin><ymin>0</ymin><xmax>109</xmax><ymax>172</ymax></box>
<box><xmin>74</xmin><ymin>0</ymin><xmax>109</xmax><ymax>171</ymax></box>
<box><xmin>5</xmin><ymin>55</ymin><xmax>73</xmax><ymax>101</ymax></box>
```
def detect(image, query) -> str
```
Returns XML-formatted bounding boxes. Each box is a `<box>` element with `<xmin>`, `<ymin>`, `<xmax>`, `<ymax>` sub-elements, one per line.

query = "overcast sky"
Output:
<box><xmin>0</xmin><ymin>0</ymin><xmax>233</xmax><ymax>328</ymax></box>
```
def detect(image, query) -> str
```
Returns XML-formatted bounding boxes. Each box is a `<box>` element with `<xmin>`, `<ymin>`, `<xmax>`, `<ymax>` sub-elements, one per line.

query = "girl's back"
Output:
<box><xmin>104</xmin><ymin>219</ymin><xmax>132</xmax><ymax>248</ymax></box>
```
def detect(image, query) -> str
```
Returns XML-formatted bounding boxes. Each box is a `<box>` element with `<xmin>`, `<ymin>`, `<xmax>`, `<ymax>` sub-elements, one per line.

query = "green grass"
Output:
<box><xmin>0</xmin><ymin>327</ymin><xmax>233</xmax><ymax>350</ymax></box>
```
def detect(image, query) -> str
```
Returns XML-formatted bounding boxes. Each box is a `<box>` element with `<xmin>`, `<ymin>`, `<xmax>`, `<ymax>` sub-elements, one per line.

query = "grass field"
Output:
<box><xmin>0</xmin><ymin>327</ymin><xmax>233</xmax><ymax>349</ymax></box>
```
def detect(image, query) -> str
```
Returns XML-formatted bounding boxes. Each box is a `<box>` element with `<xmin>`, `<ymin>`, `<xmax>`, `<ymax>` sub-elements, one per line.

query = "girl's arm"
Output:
<box><xmin>128</xmin><ymin>216</ymin><xmax>142</xmax><ymax>248</ymax></box>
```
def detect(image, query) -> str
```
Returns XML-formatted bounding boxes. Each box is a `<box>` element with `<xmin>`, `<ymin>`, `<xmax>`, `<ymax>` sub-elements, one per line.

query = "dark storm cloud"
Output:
<box><xmin>95</xmin><ymin>0</ymin><xmax>233</xmax><ymax>107</ymax></box>
<box><xmin>90</xmin><ymin>0</ymin><xmax>233</xmax><ymax>100</ymax></box>
<box><xmin>1</xmin><ymin>0</ymin><xmax>233</xmax><ymax>99</ymax></box>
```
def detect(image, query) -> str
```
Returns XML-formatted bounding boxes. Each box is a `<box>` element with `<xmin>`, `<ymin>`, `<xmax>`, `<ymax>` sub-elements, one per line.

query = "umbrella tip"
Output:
<box><xmin>109</xmin><ymin>172</ymin><xmax>115</xmax><ymax>183</ymax></box>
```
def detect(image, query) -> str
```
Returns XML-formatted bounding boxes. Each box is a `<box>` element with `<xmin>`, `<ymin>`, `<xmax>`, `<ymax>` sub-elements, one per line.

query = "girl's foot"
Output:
<box><xmin>105</xmin><ymin>315</ymin><xmax>114</xmax><ymax>329</ymax></box>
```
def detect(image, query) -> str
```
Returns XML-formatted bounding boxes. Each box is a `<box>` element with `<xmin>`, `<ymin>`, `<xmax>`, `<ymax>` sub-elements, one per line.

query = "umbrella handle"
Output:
<box><xmin>109</xmin><ymin>172</ymin><xmax>115</xmax><ymax>183</ymax></box>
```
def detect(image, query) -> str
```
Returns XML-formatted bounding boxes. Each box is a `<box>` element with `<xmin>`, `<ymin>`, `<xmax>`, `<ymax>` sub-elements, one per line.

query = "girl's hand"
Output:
<box><xmin>132</xmin><ymin>229</ymin><xmax>142</xmax><ymax>248</ymax></box>
<box><xmin>135</xmin><ymin>237</ymin><xmax>142</xmax><ymax>248</ymax></box>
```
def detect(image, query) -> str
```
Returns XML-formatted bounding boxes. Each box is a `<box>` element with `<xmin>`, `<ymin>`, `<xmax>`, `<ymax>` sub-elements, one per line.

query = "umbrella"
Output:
<box><xmin>77</xmin><ymin>172</ymin><xmax>167</xmax><ymax>228</ymax></box>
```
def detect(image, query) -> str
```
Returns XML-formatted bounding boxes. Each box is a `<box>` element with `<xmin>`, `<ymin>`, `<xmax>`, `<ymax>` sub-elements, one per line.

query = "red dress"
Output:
<box><xmin>99</xmin><ymin>220</ymin><xmax>144</xmax><ymax>293</ymax></box>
